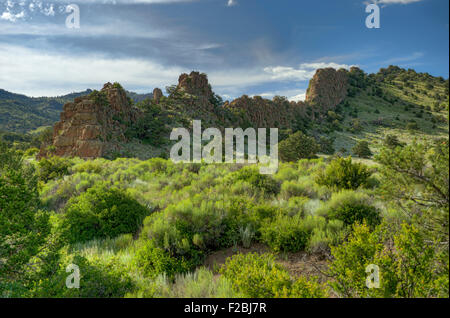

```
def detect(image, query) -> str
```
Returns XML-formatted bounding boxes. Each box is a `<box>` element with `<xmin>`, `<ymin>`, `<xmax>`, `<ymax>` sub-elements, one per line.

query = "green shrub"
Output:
<box><xmin>315</xmin><ymin>157</ymin><xmax>372</xmax><ymax>190</ymax></box>
<box><xmin>260</xmin><ymin>215</ymin><xmax>311</xmax><ymax>252</ymax></box>
<box><xmin>352</xmin><ymin>141</ymin><xmax>372</xmax><ymax>158</ymax></box>
<box><xmin>220</xmin><ymin>253</ymin><xmax>292</xmax><ymax>297</ymax></box>
<box><xmin>317</xmin><ymin>190</ymin><xmax>381</xmax><ymax>228</ymax></box>
<box><xmin>280</xmin><ymin>180</ymin><xmax>314</xmax><ymax>199</ymax></box>
<box><xmin>328</xmin><ymin>222</ymin><xmax>449</xmax><ymax>298</ymax></box>
<box><xmin>383</xmin><ymin>135</ymin><xmax>404</xmax><ymax>149</ymax></box>
<box><xmin>140</xmin><ymin>267</ymin><xmax>242</xmax><ymax>298</ymax></box>
<box><xmin>279</xmin><ymin>131</ymin><xmax>319</xmax><ymax>162</ymax></box>
<box><xmin>307</xmin><ymin>219</ymin><xmax>346</xmax><ymax>255</ymax></box>
<box><xmin>62</xmin><ymin>185</ymin><xmax>149</xmax><ymax>244</ymax></box>
<box><xmin>33</xmin><ymin>254</ymin><xmax>134</xmax><ymax>298</ymax></box>
<box><xmin>220</xmin><ymin>253</ymin><xmax>326</xmax><ymax>298</ymax></box>
<box><xmin>38</xmin><ymin>156</ymin><xmax>72</xmax><ymax>182</ymax></box>
<box><xmin>133</xmin><ymin>241</ymin><xmax>191</xmax><ymax>279</ymax></box>
<box><xmin>228</xmin><ymin>166</ymin><xmax>280</xmax><ymax>195</ymax></box>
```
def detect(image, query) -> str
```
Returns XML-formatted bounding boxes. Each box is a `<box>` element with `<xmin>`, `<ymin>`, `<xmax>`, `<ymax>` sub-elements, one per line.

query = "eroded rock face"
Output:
<box><xmin>153</xmin><ymin>88</ymin><xmax>163</xmax><ymax>104</ymax></box>
<box><xmin>40</xmin><ymin>83</ymin><xmax>141</xmax><ymax>158</ymax></box>
<box><xmin>305</xmin><ymin>68</ymin><xmax>349</xmax><ymax>112</ymax></box>
<box><xmin>224</xmin><ymin>68</ymin><xmax>349</xmax><ymax>128</ymax></box>
<box><xmin>177</xmin><ymin>71</ymin><xmax>213</xmax><ymax>99</ymax></box>
<box><xmin>225</xmin><ymin>96</ymin><xmax>307</xmax><ymax>129</ymax></box>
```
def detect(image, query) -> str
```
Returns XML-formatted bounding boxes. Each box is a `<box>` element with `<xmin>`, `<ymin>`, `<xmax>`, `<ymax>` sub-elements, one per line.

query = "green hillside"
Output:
<box><xmin>0</xmin><ymin>89</ymin><xmax>153</xmax><ymax>134</ymax></box>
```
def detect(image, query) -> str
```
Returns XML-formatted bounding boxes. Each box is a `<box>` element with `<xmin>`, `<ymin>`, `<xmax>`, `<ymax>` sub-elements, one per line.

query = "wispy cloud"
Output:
<box><xmin>381</xmin><ymin>51</ymin><xmax>424</xmax><ymax>65</ymax></box>
<box><xmin>364</xmin><ymin>0</ymin><xmax>423</xmax><ymax>6</ymax></box>
<box><xmin>227</xmin><ymin>0</ymin><xmax>237</xmax><ymax>7</ymax></box>
<box><xmin>263</xmin><ymin>62</ymin><xmax>353</xmax><ymax>81</ymax></box>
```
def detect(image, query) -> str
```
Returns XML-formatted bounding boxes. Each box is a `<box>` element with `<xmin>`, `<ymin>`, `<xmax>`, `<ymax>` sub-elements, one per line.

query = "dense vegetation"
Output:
<box><xmin>0</xmin><ymin>135</ymin><xmax>448</xmax><ymax>298</ymax></box>
<box><xmin>0</xmin><ymin>66</ymin><xmax>448</xmax><ymax>298</ymax></box>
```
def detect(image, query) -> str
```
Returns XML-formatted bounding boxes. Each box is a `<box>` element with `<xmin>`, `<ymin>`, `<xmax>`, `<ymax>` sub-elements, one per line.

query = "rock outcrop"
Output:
<box><xmin>305</xmin><ymin>68</ymin><xmax>349</xmax><ymax>112</ymax></box>
<box><xmin>224</xmin><ymin>96</ymin><xmax>307</xmax><ymax>129</ymax></box>
<box><xmin>153</xmin><ymin>88</ymin><xmax>163</xmax><ymax>104</ymax></box>
<box><xmin>225</xmin><ymin>67</ymin><xmax>349</xmax><ymax>128</ymax></box>
<box><xmin>41</xmin><ymin>67</ymin><xmax>350</xmax><ymax>158</ymax></box>
<box><xmin>39</xmin><ymin>83</ymin><xmax>141</xmax><ymax>159</ymax></box>
<box><xmin>177</xmin><ymin>71</ymin><xmax>213</xmax><ymax>100</ymax></box>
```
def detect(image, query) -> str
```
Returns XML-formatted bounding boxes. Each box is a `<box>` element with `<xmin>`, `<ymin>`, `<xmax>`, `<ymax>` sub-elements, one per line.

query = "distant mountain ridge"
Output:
<box><xmin>0</xmin><ymin>88</ymin><xmax>153</xmax><ymax>133</ymax></box>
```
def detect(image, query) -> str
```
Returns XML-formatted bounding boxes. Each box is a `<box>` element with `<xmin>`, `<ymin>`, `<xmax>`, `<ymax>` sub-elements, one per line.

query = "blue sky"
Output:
<box><xmin>0</xmin><ymin>0</ymin><xmax>448</xmax><ymax>100</ymax></box>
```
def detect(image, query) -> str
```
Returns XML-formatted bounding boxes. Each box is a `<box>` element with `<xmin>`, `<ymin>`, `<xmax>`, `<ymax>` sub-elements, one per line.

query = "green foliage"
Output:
<box><xmin>89</xmin><ymin>90</ymin><xmax>109</xmax><ymax>107</ymax></box>
<box><xmin>0</xmin><ymin>142</ymin><xmax>51</xmax><ymax>292</ymax></box>
<box><xmin>328</xmin><ymin>222</ymin><xmax>449</xmax><ymax>298</ymax></box>
<box><xmin>260</xmin><ymin>215</ymin><xmax>311</xmax><ymax>252</ymax></box>
<box><xmin>317</xmin><ymin>190</ymin><xmax>381</xmax><ymax>228</ymax></box>
<box><xmin>33</xmin><ymin>253</ymin><xmax>134</xmax><ymax>298</ymax></box>
<box><xmin>38</xmin><ymin>156</ymin><xmax>72</xmax><ymax>183</ymax></box>
<box><xmin>125</xmin><ymin>99</ymin><xmax>169</xmax><ymax>146</ymax></box>
<box><xmin>315</xmin><ymin>157</ymin><xmax>372</xmax><ymax>190</ymax></box>
<box><xmin>279</xmin><ymin>131</ymin><xmax>319</xmax><ymax>162</ymax></box>
<box><xmin>220</xmin><ymin>253</ymin><xmax>327</xmax><ymax>298</ymax></box>
<box><xmin>352</xmin><ymin>140</ymin><xmax>373</xmax><ymax>158</ymax></box>
<box><xmin>383</xmin><ymin>134</ymin><xmax>404</xmax><ymax>149</ymax></box>
<box><xmin>62</xmin><ymin>185</ymin><xmax>149</xmax><ymax>244</ymax></box>
<box><xmin>317</xmin><ymin>136</ymin><xmax>335</xmax><ymax>155</ymax></box>
<box><xmin>228</xmin><ymin>166</ymin><xmax>280</xmax><ymax>195</ymax></box>
<box><xmin>133</xmin><ymin>241</ymin><xmax>191</xmax><ymax>279</ymax></box>
<box><xmin>376</xmin><ymin>140</ymin><xmax>449</xmax><ymax>245</ymax></box>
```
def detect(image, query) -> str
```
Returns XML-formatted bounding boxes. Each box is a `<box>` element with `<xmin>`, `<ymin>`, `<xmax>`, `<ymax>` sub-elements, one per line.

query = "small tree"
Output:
<box><xmin>352</xmin><ymin>140</ymin><xmax>372</xmax><ymax>158</ymax></box>
<box><xmin>383</xmin><ymin>134</ymin><xmax>404</xmax><ymax>149</ymax></box>
<box><xmin>0</xmin><ymin>142</ymin><xmax>50</xmax><ymax>294</ymax></box>
<box><xmin>315</xmin><ymin>157</ymin><xmax>372</xmax><ymax>190</ymax></box>
<box><xmin>279</xmin><ymin>131</ymin><xmax>319</xmax><ymax>162</ymax></box>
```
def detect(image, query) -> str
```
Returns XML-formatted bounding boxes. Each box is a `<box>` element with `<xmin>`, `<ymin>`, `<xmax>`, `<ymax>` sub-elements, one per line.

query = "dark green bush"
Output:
<box><xmin>279</xmin><ymin>131</ymin><xmax>319</xmax><ymax>162</ymax></box>
<box><xmin>229</xmin><ymin>166</ymin><xmax>280</xmax><ymax>195</ymax></box>
<box><xmin>260</xmin><ymin>215</ymin><xmax>310</xmax><ymax>252</ymax></box>
<box><xmin>315</xmin><ymin>157</ymin><xmax>372</xmax><ymax>190</ymax></box>
<box><xmin>62</xmin><ymin>185</ymin><xmax>149</xmax><ymax>244</ymax></box>
<box><xmin>38</xmin><ymin>156</ymin><xmax>72</xmax><ymax>182</ymax></box>
<box><xmin>329</xmin><ymin>203</ymin><xmax>381</xmax><ymax>228</ymax></box>
<box><xmin>33</xmin><ymin>254</ymin><xmax>134</xmax><ymax>298</ymax></box>
<box><xmin>352</xmin><ymin>140</ymin><xmax>372</xmax><ymax>158</ymax></box>
<box><xmin>133</xmin><ymin>241</ymin><xmax>191</xmax><ymax>279</ymax></box>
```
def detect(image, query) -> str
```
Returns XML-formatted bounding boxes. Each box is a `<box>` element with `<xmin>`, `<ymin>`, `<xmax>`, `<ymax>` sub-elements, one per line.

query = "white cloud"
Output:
<box><xmin>0</xmin><ymin>10</ymin><xmax>25</xmax><ymax>22</ymax></box>
<box><xmin>227</xmin><ymin>0</ymin><xmax>237</xmax><ymax>7</ymax></box>
<box><xmin>263</xmin><ymin>62</ymin><xmax>353</xmax><ymax>81</ymax></box>
<box><xmin>364</xmin><ymin>0</ymin><xmax>423</xmax><ymax>6</ymax></box>
<box><xmin>289</xmin><ymin>92</ymin><xmax>306</xmax><ymax>102</ymax></box>
<box><xmin>0</xmin><ymin>44</ymin><xmax>185</xmax><ymax>96</ymax></box>
<box><xmin>0</xmin><ymin>43</ymin><xmax>348</xmax><ymax>101</ymax></box>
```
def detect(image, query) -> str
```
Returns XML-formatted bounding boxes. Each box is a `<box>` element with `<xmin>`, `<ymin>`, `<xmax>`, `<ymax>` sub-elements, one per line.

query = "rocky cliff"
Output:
<box><xmin>41</xmin><ymin>67</ymin><xmax>350</xmax><ymax>158</ymax></box>
<box><xmin>225</xmin><ymin>67</ymin><xmax>349</xmax><ymax>128</ymax></box>
<box><xmin>39</xmin><ymin>83</ymin><xmax>141</xmax><ymax>158</ymax></box>
<box><xmin>305</xmin><ymin>67</ymin><xmax>349</xmax><ymax>112</ymax></box>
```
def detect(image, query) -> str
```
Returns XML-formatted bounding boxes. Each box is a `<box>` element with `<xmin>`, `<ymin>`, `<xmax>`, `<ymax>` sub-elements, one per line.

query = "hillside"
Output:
<box><xmin>0</xmin><ymin>88</ymin><xmax>153</xmax><ymax>134</ymax></box>
<box><xmin>1</xmin><ymin>65</ymin><xmax>448</xmax><ymax>299</ymax></box>
<box><xmin>30</xmin><ymin>65</ymin><xmax>449</xmax><ymax>161</ymax></box>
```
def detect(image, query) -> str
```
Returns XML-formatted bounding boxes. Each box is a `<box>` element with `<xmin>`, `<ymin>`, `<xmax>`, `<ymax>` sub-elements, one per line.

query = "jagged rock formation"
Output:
<box><xmin>305</xmin><ymin>68</ymin><xmax>349</xmax><ymax>112</ymax></box>
<box><xmin>224</xmin><ymin>95</ymin><xmax>307</xmax><ymax>129</ymax></box>
<box><xmin>177</xmin><ymin>71</ymin><xmax>214</xmax><ymax>100</ymax></box>
<box><xmin>41</xmin><ymin>67</ymin><xmax>350</xmax><ymax>158</ymax></box>
<box><xmin>39</xmin><ymin>83</ymin><xmax>141</xmax><ymax>158</ymax></box>
<box><xmin>225</xmin><ymin>67</ymin><xmax>349</xmax><ymax>128</ymax></box>
<box><xmin>153</xmin><ymin>88</ymin><xmax>163</xmax><ymax>104</ymax></box>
